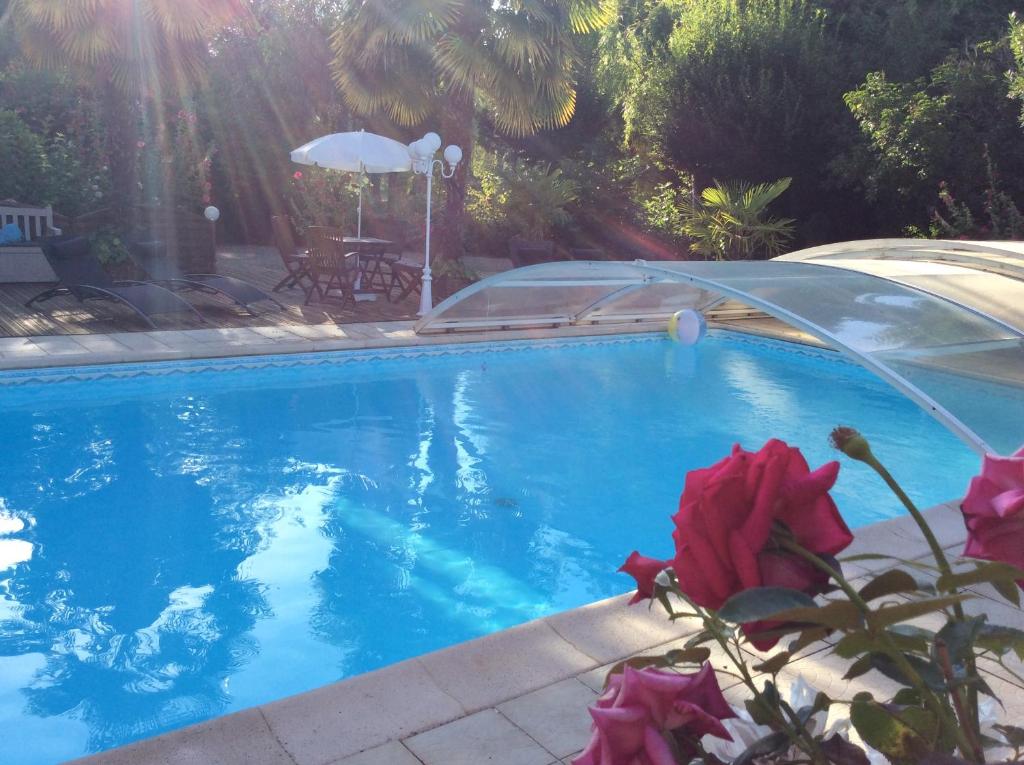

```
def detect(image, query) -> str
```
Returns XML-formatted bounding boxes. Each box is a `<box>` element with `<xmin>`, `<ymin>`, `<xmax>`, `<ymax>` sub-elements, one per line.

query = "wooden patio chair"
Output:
<box><xmin>304</xmin><ymin>227</ymin><xmax>359</xmax><ymax>307</ymax></box>
<box><xmin>270</xmin><ymin>215</ymin><xmax>313</xmax><ymax>296</ymax></box>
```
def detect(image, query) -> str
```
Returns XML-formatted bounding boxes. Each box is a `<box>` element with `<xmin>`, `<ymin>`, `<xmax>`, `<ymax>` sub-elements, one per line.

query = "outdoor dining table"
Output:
<box><xmin>343</xmin><ymin>236</ymin><xmax>394</xmax><ymax>298</ymax></box>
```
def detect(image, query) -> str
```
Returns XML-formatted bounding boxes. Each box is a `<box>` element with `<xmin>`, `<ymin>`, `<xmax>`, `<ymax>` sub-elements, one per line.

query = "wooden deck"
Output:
<box><xmin>0</xmin><ymin>246</ymin><xmax>420</xmax><ymax>338</ymax></box>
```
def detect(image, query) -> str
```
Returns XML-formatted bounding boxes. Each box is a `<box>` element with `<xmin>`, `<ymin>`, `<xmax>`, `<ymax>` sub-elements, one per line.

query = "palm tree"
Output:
<box><xmin>680</xmin><ymin>177</ymin><xmax>796</xmax><ymax>260</ymax></box>
<box><xmin>6</xmin><ymin>0</ymin><xmax>250</xmax><ymax>213</ymax></box>
<box><xmin>330</xmin><ymin>0</ymin><xmax>613</xmax><ymax>262</ymax></box>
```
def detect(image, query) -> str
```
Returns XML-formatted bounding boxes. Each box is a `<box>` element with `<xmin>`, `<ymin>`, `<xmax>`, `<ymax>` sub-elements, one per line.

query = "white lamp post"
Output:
<box><xmin>409</xmin><ymin>132</ymin><xmax>462</xmax><ymax>317</ymax></box>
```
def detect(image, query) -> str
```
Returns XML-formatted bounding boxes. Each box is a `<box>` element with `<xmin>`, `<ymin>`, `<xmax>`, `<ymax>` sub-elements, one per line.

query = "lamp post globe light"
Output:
<box><xmin>409</xmin><ymin>133</ymin><xmax>461</xmax><ymax>317</ymax></box>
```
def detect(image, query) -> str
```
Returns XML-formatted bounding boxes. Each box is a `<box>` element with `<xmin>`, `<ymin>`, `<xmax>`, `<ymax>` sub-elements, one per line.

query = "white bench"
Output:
<box><xmin>0</xmin><ymin>203</ymin><xmax>61</xmax><ymax>241</ymax></box>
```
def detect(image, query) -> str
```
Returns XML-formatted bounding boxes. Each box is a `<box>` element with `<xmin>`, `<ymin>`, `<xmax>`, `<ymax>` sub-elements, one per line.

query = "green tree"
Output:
<box><xmin>329</xmin><ymin>0</ymin><xmax>614</xmax><ymax>262</ymax></box>
<box><xmin>7</xmin><ymin>0</ymin><xmax>250</xmax><ymax>214</ymax></box>
<box><xmin>841</xmin><ymin>34</ymin><xmax>1024</xmax><ymax>233</ymax></box>
<box><xmin>680</xmin><ymin>177</ymin><xmax>795</xmax><ymax>261</ymax></box>
<box><xmin>0</xmin><ymin>109</ymin><xmax>46</xmax><ymax>204</ymax></box>
<box><xmin>1011</xmin><ymin>13</ymin><xmax>1024</xmax><ymax>126</ymax></box>
<box><xmin>600</xmin><ymin>0</ymin><xmax>848</xmax><ymax>242</ymax></box>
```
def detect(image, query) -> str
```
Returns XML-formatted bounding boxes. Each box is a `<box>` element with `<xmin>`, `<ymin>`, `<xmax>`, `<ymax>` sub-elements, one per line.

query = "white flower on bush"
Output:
<box><xmin>701</xmin><ymin>677</ymin><xmax>880</xmax><ymax>764</ymax></box>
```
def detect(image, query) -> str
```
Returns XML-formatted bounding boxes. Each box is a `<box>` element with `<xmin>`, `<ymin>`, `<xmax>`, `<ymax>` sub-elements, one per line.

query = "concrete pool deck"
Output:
<box><xmin>68</xmin><ymin>501</ymin><xmax>1024</xmax><ymax>765</ymax></box>
<box><xmin>3</xmin><ymin>319</ymin><xmax>1017</xmax><ymax>764</ymax></box>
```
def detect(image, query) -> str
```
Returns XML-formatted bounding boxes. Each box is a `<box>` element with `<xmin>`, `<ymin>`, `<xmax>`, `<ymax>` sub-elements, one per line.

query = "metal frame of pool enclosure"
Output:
<box><xmin>416</xmin><ymin>239</ymin><xmax>1024</xmax><ymax>457</ymax></box>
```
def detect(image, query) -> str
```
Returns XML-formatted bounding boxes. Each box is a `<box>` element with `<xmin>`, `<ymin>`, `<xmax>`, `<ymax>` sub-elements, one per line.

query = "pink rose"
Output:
<box><xmin>619</xmin><ymin>552</ymin><xmax>670</xmax><ymax>605</ymax></box>
<box><xmin>293</xmin><ymin>171</ymin><xmax>303</xmax><ymax>180</ymax></box>
<box><xmin>574</xmin><ymin>665</ymin><xmax>734</xmax><ymax>765</ymax></box>
<box><xmin>961</xmin><ymin>446</ymin><xmax>1024</xmax><ymax>588</ymax></box>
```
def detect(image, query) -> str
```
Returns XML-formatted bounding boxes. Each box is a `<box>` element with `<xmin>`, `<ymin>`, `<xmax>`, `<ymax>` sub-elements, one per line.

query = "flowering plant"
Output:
<box><xmin>577</xmin><ymin>430</ymin><xmax>1024</xmax><ymax>765</ymax></box>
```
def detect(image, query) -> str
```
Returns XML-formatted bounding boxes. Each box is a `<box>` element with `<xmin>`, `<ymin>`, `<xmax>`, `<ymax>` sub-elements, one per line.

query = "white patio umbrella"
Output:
<box><xmin>290</xmin><ymin>130</ymin><xmax>412</xmax><ymax>237</ymax></box>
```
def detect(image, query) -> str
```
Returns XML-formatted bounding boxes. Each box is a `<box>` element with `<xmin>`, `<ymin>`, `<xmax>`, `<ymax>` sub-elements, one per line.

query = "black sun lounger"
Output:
<box><xmin>26</xmin><ymin>237</ymin><xmax>205</xmax><ymax>329</ymax></box>
<box><xmin>129</xmin><ymin>240</ymin><xmax>284</xmax><ymax>316</ymax></box>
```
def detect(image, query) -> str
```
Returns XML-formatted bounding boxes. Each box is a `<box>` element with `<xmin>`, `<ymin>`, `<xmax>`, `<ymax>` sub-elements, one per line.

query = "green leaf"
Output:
<box><xmin>717</xmin><ymin>587</ymin><xmax>817</xmax><ymax>624</ymax></box>
<box><xmin>859</xmin><ymin>569</ymin><xmax>922</xmax><ymax>602</ymax></box>
<box><xmin>850</xmin><ymin>700</ymin><xmax>937</xmax><ymax>764</ymax></box>
<box><xmin>892</xmin><ymin>688</ymin><xmax>922</xmax><ymax>706</ymax></box>
<box><xmin>870</xmin><ymin>652</ymin><xmax>946</xmax><ymax>691</ymax></box>
<box><xmin>753</xmin><ymin>651</ymin><xmax>791</xmax><ymax>674</ymax></box>
<box><xmin>684</xmin><ymin>629</ymin><xmax>716</xmax><ymax>649</ymax></box>
<box><xmin>768</xmin><ymin>600</ymin><xmax>864</xmax><ymax>631</ymax></box>
<box><xmin>992</xmin><ymin>577</ymin><xmax>1021</xmax><ymax>607</ymax></box>
<box><xmin>993</xmin><ymin>724</ymin><xmax>1024</xmax><ymax>748</ymax></box>
<box><xmin>934</xmin><ymin>616</ymin><xmax>985</xmax><ymax>667</ymax></box>
<box><xmin>843</xmin><ymin>653</ymin><xmax>874</xmax><ymax>681</ymax></box>
<box><xmin>789</xmin><ymin>626</ymin><xmax>832</xmax><ymax>654</ymax></box>
<box><xmin>976</xmin><ymin>623</ymin><xmax>1024</xmax><ymax>659</ymax></box>
<box><xmin>835</xmin><ymin>628</ymin><xmax>928</xmax><ymax>658</ymax></box>
<box><xmin>935</xmin><ymin>562</ymin><xmax>1024</xmax><ymax>592</ymax></box>
<box><xmin>868</xmin><ymin>595</ymin><xmax>970</xmax><ymax>628</ymax></box>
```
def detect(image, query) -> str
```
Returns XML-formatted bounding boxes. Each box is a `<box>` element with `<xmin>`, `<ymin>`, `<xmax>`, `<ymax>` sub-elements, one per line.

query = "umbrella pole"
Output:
<box><xmin>357</xmin><ymin>182</ymin><xmax>362</xmax><ymax>238</ymax></box>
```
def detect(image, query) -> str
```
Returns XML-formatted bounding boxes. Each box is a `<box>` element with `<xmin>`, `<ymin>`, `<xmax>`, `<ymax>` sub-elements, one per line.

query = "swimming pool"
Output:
<box><xmin>0</xmin><ymin>332</ymin><xmax>984</xmax><ymax>762</ymax></box>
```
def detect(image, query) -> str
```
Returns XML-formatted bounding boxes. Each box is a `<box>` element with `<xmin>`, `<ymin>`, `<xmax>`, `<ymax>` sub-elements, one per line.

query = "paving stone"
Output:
<box><xmin>260</xmin><ymin>658</ymin><xmax>465</xmax><ymax>765</ymax></box>
<box><xmin>248</xmin><ymin>326</ymin><xmax>309</xmax><ymax>343</ymax></box>
<box><xmin>545</xmin><ymin>593</ymin><xmax>698</xmax><ymax>666</ymax></box>
<box><xmin>418</xmin><ymin>619</ymin><xmax>597</xmax><ymax>712</ymax></box>
<box><xmin>54</xmin><ymin>333</ymin><xmax>130</xmax><ymax>354</ymax></box>
<box><xmin>328</xmin><ymin>740</ymin><xmax>422</xmax><ymax>765</ymax></box>
<box><xmin>404</xmin><ymin>709</ymin><xmax>552</xmax><ymax>765</ymax></box>
<box><xmin>497</xmin><ymin>679</ymin><xmax>597</xmax><ymax>759</ymax></box>
<box><xmin>279</xmin><ymin>323</ymin><xmax>350</xmax><ymax>340</ymax></box>
<box><xmin>68</xmin><ymin>708</ymin><xmax>294</xmax><ymax>765</ymax></box>
<box><xmin>21</xmin><ymin>335</ymin><xmax>89</xmax><ymax>355</ymax></box>
<box><xmin>0</xmin><ymin>337</ymin><xmax>46</xmax><ymax>354</ymax></box>
<box><xmin>106</xmin><ymin>332</ymin><xmax>179</xmax><ymax>353</ymax></box>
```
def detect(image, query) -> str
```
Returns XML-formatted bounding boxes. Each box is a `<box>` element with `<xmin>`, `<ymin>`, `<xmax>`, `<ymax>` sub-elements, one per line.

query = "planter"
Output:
<box><xmin>0</xmin><ymin>245</ymin><xmax>57</xmax><ymax>283</ymax></box>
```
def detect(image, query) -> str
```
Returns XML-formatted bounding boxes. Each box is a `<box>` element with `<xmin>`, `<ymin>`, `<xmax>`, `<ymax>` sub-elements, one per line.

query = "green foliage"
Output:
<box><xmin>680</xmin><ymin>178</ymin><xmax>795</xmax><ymax>260</ymax></box>
<box><xmin>88</xmin><ymin>228</ymin><xmax>130</xmax><ymax>266</ymax></box>
<box><xmin>330</xmin><ymin>0</ymin><xmax>614</xmax><ymax>136</ymax></box>
<box><xmin>638</xmin><ymin>182</ymin><xmax>690</xmax><ymax>246</ymax></box>
<box><xmin>468</xmin><ymin>153</ymin><xmax>581</xmax><ymax>257</ymax></box>
<box><xmin>0</xmin><ymin>109</ymin><xmax>47</xmax><ymax>203</ymax></box>
<box><xmin>1011</xmin><ymin>13</ymin><xmax>1024</xmax><ymax>126</ymax></box>
<box><xmin>840</xmin><ymin>34</ymin><xmax>1024</xmax><ymax>233</ymax></box>
<box><xmin>286</xmin><ymin>167</ymin><xmax>363</xmax><ymax>233</ymax></box>
<box><xmin>467</xmin><ymin>152</ymin><xmax>579</xmax><ymax>246</ymax></box>
<box><xmin>603</xmin><ymin>0</ymin><xmax>840</xmax><ymax>220</ymax></box>
<box><xmin>920</xmin><ymin>160</ymin><xmax>1024</xmax><ymax>241</ymax></box>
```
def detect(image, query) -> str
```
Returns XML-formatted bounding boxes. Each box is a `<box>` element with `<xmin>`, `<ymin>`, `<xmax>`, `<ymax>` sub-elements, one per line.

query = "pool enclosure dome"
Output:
<box><xmin>416</xmin><ymin>239</ymin><xmax>1024</xmax><ymax>457</ymax></box>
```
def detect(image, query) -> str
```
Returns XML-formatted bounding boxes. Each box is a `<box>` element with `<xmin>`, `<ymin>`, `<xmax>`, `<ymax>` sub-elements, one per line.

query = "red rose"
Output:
<box><xmin>622</xmin><ymin>440</ymin><xmax>852</xmax><ymax>650</ymax></box>
<box><xmin>574</xmin><ymin>664</ymin><xmax>734</xmax><ymax>765</ymax></box>
<box><xmin>619</xmin><ymin>552</ymin><xmax>670</xmax><ymax>605</ymax></box>
<box><xmin>961</xmin><ymin>446</ymin><xmax>1024</xmax><ymax>588</ymax></box>
<box><xmin>670</xmin><ymin>440</ymin><xmax>850</xmax><ymax>611</ymax></box>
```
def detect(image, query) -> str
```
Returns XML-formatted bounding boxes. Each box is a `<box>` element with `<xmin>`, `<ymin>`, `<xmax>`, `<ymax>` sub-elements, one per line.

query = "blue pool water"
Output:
<box><xmin>0</xmin><ymin>333</ymin><xmax>984</xmax><ymax>762</ymax></box>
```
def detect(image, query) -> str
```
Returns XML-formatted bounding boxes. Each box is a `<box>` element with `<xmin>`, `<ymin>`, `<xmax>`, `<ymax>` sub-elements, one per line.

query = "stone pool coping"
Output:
<box><xmin>71</xmin><ymin>500</ymin><xmax>1024</xmax><ymax>765</ymax></box>
<box><xmin>0</xmin><ymin>317</ymin><xmax>822</xmax><ymax>372</ymax></box>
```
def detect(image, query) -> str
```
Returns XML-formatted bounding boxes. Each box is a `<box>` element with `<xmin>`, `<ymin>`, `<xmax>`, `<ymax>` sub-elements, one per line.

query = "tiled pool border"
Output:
<box><xmin>0</xmin><ymin>326</ymin><xmax>843</xmax><ymax>388</ymax></box>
